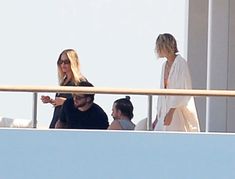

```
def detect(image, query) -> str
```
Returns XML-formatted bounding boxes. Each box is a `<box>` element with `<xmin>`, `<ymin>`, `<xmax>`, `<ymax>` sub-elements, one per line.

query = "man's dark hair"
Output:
<box><xmin>78</xmin><ymin>81</ymin><xmax>94</xmax><ymax>102</ymax></box>
<box><xmin>114</xmin><ymin>96</ymin><xmax>134</xmax><ymax>120</ymax></box>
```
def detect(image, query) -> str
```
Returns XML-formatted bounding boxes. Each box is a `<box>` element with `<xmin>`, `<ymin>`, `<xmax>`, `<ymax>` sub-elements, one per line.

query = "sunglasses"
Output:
<box><xmin>57</xmin><ymin>59</ymin><xmax>70</xmax><ymax>65</ymax></box>
<box><xmin>73</xmin><ymin>94</ymin><xmax>87</xmax><ymax>100</ymax></box>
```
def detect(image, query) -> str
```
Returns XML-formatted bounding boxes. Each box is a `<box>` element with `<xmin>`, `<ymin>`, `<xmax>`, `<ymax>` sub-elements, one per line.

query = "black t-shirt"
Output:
<box><xmin>49</xmin><ymin>81</ymin><xmax>75</xmax><ymax>128</ymax></box>
<box><xmin>60</xmin><ymin>98</ymin><xmax>109</xmax><ymax>129</ymax></box>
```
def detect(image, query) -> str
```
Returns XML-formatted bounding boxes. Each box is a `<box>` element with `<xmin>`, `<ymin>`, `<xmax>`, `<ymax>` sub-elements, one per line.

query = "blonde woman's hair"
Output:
<box><xmin>155</xmin><ymin>33</ymin><xmax>178</xmax><ymax>56</ymax></box>
<box><xmin>57</xmin><ymin>49</ymin><xmax>86</xmax><ymax>85</ymax></box>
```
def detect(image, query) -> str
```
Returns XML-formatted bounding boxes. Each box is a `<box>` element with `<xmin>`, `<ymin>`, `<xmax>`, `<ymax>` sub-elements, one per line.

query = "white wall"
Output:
<box><xmin>186</xmin><ymin>0</ymin><xmax>209</xmax><ymax>131</ymax></box>
<box><xmin>187</xmin><ymin>0</ymin><xmax>235</xmax><ymax>132</ymax></box>
<box><xmin>207</xmin><ymin>0</ymin><xmax>235</xmax><ymax>132</ymax></box>
<box><xmin>0</xmin><ymin>129</ymin><xmax>235</xmax><ymax>179</ymax></box>
<box><xmin>227</xmin><ymin>0</ymin><xmax>235</xmax><ymax>132</ymax></box>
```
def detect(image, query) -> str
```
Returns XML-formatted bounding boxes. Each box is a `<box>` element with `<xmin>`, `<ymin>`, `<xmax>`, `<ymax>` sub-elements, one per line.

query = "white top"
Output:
<box><xmin>154</xmin><ymin>55</ymin><xmax>200</xmax><ymax>132</ymax></box>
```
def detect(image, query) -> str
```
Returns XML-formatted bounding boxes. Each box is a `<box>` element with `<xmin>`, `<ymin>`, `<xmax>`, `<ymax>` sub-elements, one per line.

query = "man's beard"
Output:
<box><xmin>74</xmin><ymin>101</ymin><xmax>87</xmax><ymax>108</ymax></box>
<box><xmin>112</xmin><ymin>116</ymin><xmax>119</xmax><ymax>120</ymax></box>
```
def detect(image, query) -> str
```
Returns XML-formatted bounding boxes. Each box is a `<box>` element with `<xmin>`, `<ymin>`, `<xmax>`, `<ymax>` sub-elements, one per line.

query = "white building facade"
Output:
<box><xmin>187</xmin><ymin>0</ymin><xmax>235</xmax><ymax>132</ymax></box>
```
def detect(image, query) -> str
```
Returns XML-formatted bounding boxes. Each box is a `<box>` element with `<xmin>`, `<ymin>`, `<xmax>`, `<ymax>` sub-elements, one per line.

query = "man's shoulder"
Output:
<box><xmin>91</xmin><ymin>103</ymin><xmax>105</xmax><ymax>111</ymax></box>
<box><xmin>91</xmin><ymin>103</ymin><xmax>107</xmax><ymax>116</ymax></box>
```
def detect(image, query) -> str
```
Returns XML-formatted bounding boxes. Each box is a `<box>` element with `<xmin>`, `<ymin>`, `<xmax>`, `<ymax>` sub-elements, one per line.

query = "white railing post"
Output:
<box><xmin>147</xmin><ymin>95</ymin><xmax>153</xmax><ymax>131</ymax></box>
<box><xmin>32</xmin><ymin>92</ymin><xmax>38</xmax><ymax>128</ymax></box>
<box><xmin>205</xmin><ymin>96</ymin><xmax>210</xmax><ymax>132</ymax></box>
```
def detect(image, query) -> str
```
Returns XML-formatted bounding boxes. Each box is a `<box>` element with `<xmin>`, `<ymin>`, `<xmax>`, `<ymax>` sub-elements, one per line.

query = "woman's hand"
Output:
<box><xmin>52</xmin><ymin>97</ymin><xmax>66</xmax><ymax>107</ymax></box>
<box><xmin>41</xmin><ymin>95</ymin><xmax>52</xmax><ymax>104</ymax></box>
<box><xmin>164</xmin><ymin>108</ymin><xmax>175</xmax><ymax>126</ymax></box>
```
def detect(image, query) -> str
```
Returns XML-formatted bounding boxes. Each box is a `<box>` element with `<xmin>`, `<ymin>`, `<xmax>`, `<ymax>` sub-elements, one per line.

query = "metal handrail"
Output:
<box><xmin>0</xmin><ymin>85</ymin><xmax>235</xmax><ymax>130</ymax></box>
<box><xmin>0</xmin><ymin>85</ymin><xmax>235</xmax><ymax>97</ymax></box>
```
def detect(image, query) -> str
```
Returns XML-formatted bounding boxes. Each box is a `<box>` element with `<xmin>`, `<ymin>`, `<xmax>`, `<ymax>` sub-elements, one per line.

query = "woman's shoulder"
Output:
<box><xmin>175</xmin><ymin>54</ymin><xmax>188</xmax><ymax>65</ymax></box>
<box><xmin>175</xmin><ymin>54</ymin><xmax>183</xmax><ymax>60</ymax></box>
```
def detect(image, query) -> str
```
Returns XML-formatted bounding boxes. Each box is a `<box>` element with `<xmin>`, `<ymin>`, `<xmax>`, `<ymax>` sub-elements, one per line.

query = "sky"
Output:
<box><xmin>0</xmin><ymin>0</ymin><xmax>186</xmax><ymax>127</ymax></box>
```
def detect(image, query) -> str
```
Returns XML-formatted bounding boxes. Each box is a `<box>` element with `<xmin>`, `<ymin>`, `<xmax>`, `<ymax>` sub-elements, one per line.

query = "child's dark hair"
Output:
<box><xmin>114</xmin><ymin>96</ymin><xmax>134</xmax><ymax>120</ymax></box>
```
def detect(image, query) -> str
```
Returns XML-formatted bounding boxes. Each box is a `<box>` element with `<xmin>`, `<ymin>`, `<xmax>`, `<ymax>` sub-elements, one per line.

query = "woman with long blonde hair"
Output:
<box><xmin>41</xmin><ymin>49</ymin><xmax>86</xmax><ymax>128</ymax></box>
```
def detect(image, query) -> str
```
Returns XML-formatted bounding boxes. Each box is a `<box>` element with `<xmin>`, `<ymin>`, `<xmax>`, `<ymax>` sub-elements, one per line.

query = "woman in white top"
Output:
<box><xmin>153</xmin><ymin>33</ymin><xmax>200</xmax><ymax>132</ymax></box>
